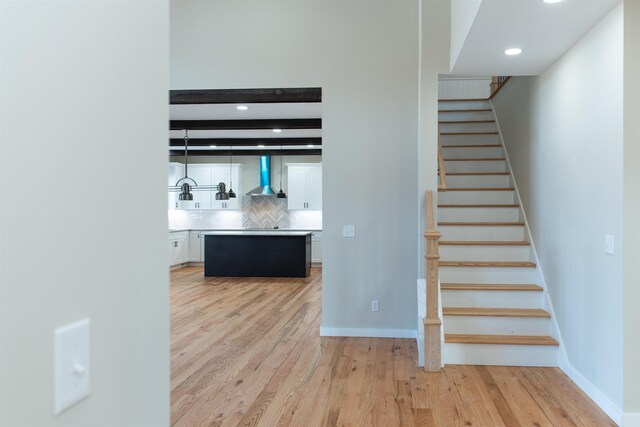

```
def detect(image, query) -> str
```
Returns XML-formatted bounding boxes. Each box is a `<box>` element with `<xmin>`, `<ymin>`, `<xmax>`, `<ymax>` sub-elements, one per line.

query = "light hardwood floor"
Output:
<box><xmin>170</xmin><ymin>267</ymin><xmax>615</xmax><ymax>427</ymax></box>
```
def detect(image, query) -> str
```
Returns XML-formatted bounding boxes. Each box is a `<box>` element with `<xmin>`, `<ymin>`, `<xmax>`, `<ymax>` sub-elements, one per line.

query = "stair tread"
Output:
<box><xmin>439</xmin><ymin>187</ymin><xmax>514</xmax><ymax>191</ymax></box>
<box><xmin>443</xmin><ymin>307</ymin><xmax>550</xmax><ymax>317</ymax></box>
<box><xmin>439</xmin><ymin>204</ymin><xmax>519</xmax><ymax>208</ymax></box>
<box><xmin>447</xmin><ymin>172</ymin><xmax>510</xmax><ymax>176</ymax></box>
<box><xmin>438</xmin><ymin>221</ymin><xmax>525</xmax><ymax>226</ymax></box>
<box><xmin>442</xmin><ymin>144</ymin><xmax>502</xmax><ymax>148</ymax></box>
<box><xmin>439</xmin><ymin>120</ymin><xmax>496</xmax><ymax>124</ymax></box>
<box><xmin>441</xmin><ymin>283</ymin><xmax>543</xmax><ymax>291</ymax></box>
<box><xmin>445</xmin><ymin>334</ymin><xmax>559</xmax><ymax>346</ymax></box>
<box><xmin>439</xmin><ymin>109</ymin><xmax>493</xmax><ymax>113</ymax></box>
<box><xmin>439</xmin><ymin>98</ymin><xmax>489</xmax><ymax>102</ymax></box>
<box><xmin>440</xmin><ymin>240</ymin><xmax>530</xmax><ymax>246</ymax></box>
<box><xmin>440</xmin><ymin>261</ymin><xmax>536</xmax><ymax>268</ymax></box>
<box><xmin>441</xmin><ymin>132</ymin><xmax>499</xmax><ymax>135</ymax></box>
<box><xmin>444</xmin><ymin>158</ymin><xmax>506</xmax><ymax>161</ymax></box>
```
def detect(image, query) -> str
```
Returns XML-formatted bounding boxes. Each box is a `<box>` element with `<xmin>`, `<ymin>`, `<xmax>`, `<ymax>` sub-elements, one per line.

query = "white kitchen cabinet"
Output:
<box><xmin>168</xmin><ymin>232</ymin><xmax>188</xmax><ymax>266</ymax></box>
<box><xmin>189</xmin><ymin>231</ymin><xmax>204</xmax><ymax>262</ymax></box>
<box><xmin>170</xmin><ymin>164</ymin><xmax>242</xmax><ymax>210</ymax></box>
<box><xmin>168</xmin><ymin>163</ymin><xmax>185</xmax><ymax>210</ymax></box>
<box><xmin>188</xmin><ymin>165</ymin><xmax>214</xmax><ymax>210</ymax></box>
<box><xmin>311</xmin><ymin>231</ymin><xmax>322</xmax><ymax>264</ymax></box>
<box><xmin>286</xmin><ymin>164</ymin><xmax>322</xmax><ymax>210</ymax></box>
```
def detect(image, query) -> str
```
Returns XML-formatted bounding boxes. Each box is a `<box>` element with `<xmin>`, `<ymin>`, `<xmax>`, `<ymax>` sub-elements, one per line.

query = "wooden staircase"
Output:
<box><xmin>436</xmin><ymin>98</ymin><xmax>558</xmax><ymax>367</ymax></box>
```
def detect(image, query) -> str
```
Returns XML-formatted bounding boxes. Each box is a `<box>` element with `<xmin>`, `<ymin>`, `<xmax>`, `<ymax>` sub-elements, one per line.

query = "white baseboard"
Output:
<box><xmin>623</xmin><ymin>413</ymin><xmax>640</xmax><ymax>426</ymax></box>
<box><xmin>558</xmin><ymin>353</ymin><xmax>622</xmax><ymax>425</ymax></box>
<box><xmin>320</xmin><ymin>326</ymin><xmax>418</xmax><ymax>339</ymax></box>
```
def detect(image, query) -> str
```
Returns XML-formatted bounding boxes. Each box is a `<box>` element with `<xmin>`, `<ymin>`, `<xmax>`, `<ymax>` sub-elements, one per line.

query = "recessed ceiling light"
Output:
<box><xmin>258</xmin><ymin>144</ymin><xmax>265</xmax><ymax>148</ymax></box>
<box><xmin>543</xmin><ymin>0</ymin><xmax>563</xmax><ymax>3</ymax></box>
<box><xmin>209</xmin><ymin>145</ymin><xmax>217</xmax><ymax>148</ymax></box>
<box><xmin>504</xmin><ymin>48</ymin><xmax>523</xmax><ymax>56</ymax></box>
<box><xmin>272</xmin><ymin>128</ymin><xmax>282</xmax><ymax>133</ymax></box>
<box><xmin>236</xmin><ymin>105</ymin><xmax>248</xmax><ymax>110</ymax></box>
<box><xmin>307</xmin><ymin>144</ymin><xmax>314</xmax><ymax>148</ymax></box>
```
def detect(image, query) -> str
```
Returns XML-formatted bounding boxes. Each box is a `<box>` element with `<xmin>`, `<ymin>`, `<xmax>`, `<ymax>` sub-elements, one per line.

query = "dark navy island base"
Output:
<box><xmin>204</xmin><ymin>231</ymin><xmax>311</xmax><ymax>278</ymax></box>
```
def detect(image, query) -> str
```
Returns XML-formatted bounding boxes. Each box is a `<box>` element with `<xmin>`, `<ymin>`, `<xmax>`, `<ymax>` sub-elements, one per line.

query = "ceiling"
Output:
<box><xmin>169</xmin><ymin>88</ymin><xmax>322</xmax><ymax>157</ymax></box>
<box><xmin>450</xmin><ymin>0</ymin><xmax>620</xmax><ymax>76</ymax></box>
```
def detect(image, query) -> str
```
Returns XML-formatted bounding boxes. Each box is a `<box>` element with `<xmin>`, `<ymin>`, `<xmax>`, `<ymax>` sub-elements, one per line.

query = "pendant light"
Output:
<box><xmin>277</xmin><ymin>145</ymin><xmax>287</xmax><ymax>199</ymax></box>
<box><xmin>178</xmin><ymin>129</ymin><xmax>195</xmax><ymax>201</ymax></box>
<box><xmin>228</xmin><ymin>145</ymin><xmax>236</xmax><ymax>198</ymax></box>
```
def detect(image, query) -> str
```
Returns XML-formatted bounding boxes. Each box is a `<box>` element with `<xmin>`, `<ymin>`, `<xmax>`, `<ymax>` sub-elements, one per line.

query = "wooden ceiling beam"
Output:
<box><xmin>169</xmin><ymin>149</ymin><xmax>322</xmax><ymax>157</ymax></box>
<box><xmin>169</xmin><ymin>137</ymin><xmax>322</xmax><ymax>147</ymax></box>
<box><xmin>170</xmin><ymin>118</ymin><xmax>321</xmax><ymax>131</ymax></box>
<box><xmin>170</xmin><ymin>88</ymin><xmax>322</xmax><ymax>104</ymax></box>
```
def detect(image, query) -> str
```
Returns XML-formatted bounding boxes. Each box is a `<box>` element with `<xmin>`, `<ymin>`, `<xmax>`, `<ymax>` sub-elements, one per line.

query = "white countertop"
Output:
<box><xmin>169</xmin><ymin>228</ymin><xmax>321</xmax><ymax>233</ymax></box>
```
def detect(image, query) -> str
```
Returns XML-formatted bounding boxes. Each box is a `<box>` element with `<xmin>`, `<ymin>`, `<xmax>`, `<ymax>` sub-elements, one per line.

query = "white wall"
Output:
<box><xmin>623</xmin><ymin>0</ymin><xmax>640</xmax><ymax>423</ymax></box>
<box><xmin>438</xmin><ymin>76</ymin><xmax>491</xmax><ymax>99</ymax></box>
<box><xmin>450</xmin><ymin>0</ymin><xmax>482</xmax><ymax>71</ymax></box>
<box><xmin>0</xmin><ymin>2</ymin><xmax>169</xmax><ymax>426</ymax></box>
<box><xmin>418</xmin><ymin>0</ymin><xmax>451</xmax><ymax>365</ymax></box>
<box><xmin>492</xmin><ymin>4</ymin><xmax>623</xmax><ymax>414</ymax></box>
<box><xmin>171</xmin><ymin>0</ymin><xmax>420</xmax><ymax>333</ymax></box>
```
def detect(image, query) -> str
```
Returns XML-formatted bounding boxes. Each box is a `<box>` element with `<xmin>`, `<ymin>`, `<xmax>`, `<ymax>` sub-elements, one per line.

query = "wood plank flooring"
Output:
<box><xmin>170</xmin><ymin>267</ymin><xmax>615</xmax><ymax>427</ymax></box>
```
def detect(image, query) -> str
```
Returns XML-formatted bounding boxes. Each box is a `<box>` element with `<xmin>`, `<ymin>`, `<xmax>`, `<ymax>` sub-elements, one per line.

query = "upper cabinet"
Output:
<box><xmin>168</xmin><ymin>163</ymin><xmax>185</xmax><ymax>210</ymax></box>
<box><xmin>286</xmin><ymin>163</ymin><xmax>322</xmax><ymax>210</ymax></box>
<box><xmin>169</xmin><ymin>164</ymin><xmax>242</xmax><ymax>210</ymax></box>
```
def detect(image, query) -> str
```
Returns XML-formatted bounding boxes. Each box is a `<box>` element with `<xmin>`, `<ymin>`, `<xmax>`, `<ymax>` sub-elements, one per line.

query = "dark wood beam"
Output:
<box><xmin>170</xmin><ymin>88</ymin><xmax>322</xmax><ymax>105</ymax></box>
<box><xmin>169</xmin><ymin>137</ymin><xmax>322</xmax><ymax>147</ymax></box>
<box><xmin>170</xmin><ymin>149</ymin><xmax>322</xmax><ymax>157</ymax></box>
<box><xmin>170</xmin><ymin>118</ymin><xmax>321</xmax><ymax>131</ymax></box>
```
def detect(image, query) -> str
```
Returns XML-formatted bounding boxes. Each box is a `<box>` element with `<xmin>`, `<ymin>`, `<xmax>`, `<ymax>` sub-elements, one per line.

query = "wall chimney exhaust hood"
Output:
<box><xmin>246</xmin><ymin>155</ymin><xmax>277</xmax><ymax>196</ymax></box>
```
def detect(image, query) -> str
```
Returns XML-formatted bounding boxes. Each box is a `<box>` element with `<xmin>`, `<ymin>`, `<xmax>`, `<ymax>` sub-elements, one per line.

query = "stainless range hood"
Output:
<box><xmin>246</xmin><ymin>155</ymin><xmax>277</xmax><ymax>196</ymax></box>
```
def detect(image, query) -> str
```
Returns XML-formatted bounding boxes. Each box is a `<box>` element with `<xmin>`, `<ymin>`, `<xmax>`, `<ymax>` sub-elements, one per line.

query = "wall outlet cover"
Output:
<box><xmin>343</xmin><ymin>225</ymin><xmax>356</xmax><ymax>238</ymax></box>
<box><xmin>605</xmin><ymin>235</ymin><xmax>615</xmax><ymax>255</ymax></box>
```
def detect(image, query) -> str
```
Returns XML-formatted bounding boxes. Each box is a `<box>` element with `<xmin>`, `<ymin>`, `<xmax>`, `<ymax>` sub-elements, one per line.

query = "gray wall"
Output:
<box><xmin>623</xmin><ymin>0</ymin><xmax>640</xmax><ymax>421</ymax></box>
<box><xmin>492</xmin><ymin>4</ymin><xmax>623</xmax><ymax>411</ymax></box>
<box><xmin>0</xmin><ymin>2</ymin><xmax>169</xmax><ymax>425</ymax></box>
<box><xmin>171</xmin><ymin>0</ymin><xmax>420</xmax><ymax>332</ymax></box>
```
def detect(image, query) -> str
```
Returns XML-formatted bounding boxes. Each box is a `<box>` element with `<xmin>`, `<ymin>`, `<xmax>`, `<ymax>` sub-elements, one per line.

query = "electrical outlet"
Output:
<box><xmin>371</xmin><ymin>300</ymin><xmax>379</xmax><ymax>312</ymax></box>
<box><xmin>343</xmin><ymin>225</ymin><xmax>356</xmax><ymax>238</ymax></box>
<box><xmin>605</xmin><ymin>235</ymin><xmax>615</xmax><ymax>255</ymax></box>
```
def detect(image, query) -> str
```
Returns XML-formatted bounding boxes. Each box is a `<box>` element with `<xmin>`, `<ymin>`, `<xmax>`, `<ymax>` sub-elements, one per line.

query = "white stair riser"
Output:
<box><xmin>439</xmin><ymin>123</ymin><xmax>497</xmax><ymax>133</ymax></box>
<box><xmin>440</xmin><ymin>244</ymin><xmax>531</xmax><ymax>261</ymax></box>
<box><xmin>440</xmin><ymin>266</ymin><xmax>538</xmax><ymax>283</ymax></box>
<box><xmin>441</xmin><ymin>147</ymin><xmax>503</xmax><ymax>159</ymax></box>
<box><xmin>439</xmin><ymin>225</ymin><xmax>525</xmax><ymax>241</ymax></box>
<box><xmin>438</xmin><ymin>207</ymin><xmax>521</xmax><ymax>222</ymax></box>
<box><xmin>441</xmin><ymin>134</ymin><xmax>499</xmax><ymax>145</ymax></box>
<box><xmin>444</xmin><ymin>343</ymin><xmax>558</xmax><ymax>367</ymax></box>
<box><xmin>439</xmin><ymin>100</ymin><xmax>491</xmax><ymax>110</ymax></box>
<box><xmin>444</xmin><ymin>160</ymin><xmax>506</xmax><ymax>173</ymax></box>
<box><xmin>438</xmin><ymin>190</ymin><xmax>515</xmax><ymax>204</ymax></box>
<box><xmin>445</xmin><ymin>175</ymin><xmax>511</xmax><ymax>188</ymax></box>
<box><xmin>442</xmin><ymin>290</ymin><xmax>544</xmax><ymax>309</ymax></box>
<box><xmin>439</xmin><ymin>111</ymin><xmax>494</xmax><ymax>121</ymax></box>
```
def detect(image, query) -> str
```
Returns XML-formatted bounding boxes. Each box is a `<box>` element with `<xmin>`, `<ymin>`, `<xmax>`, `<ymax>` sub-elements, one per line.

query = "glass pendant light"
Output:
<box><xmin>277</xmin><ymin>145</ymin><xmax>287</xmax><ymax>199</ymax></box>
<box><xmin>228</xmin><ymin>145</ymin><xmax>236</xmax><ymax>198</ymax></box>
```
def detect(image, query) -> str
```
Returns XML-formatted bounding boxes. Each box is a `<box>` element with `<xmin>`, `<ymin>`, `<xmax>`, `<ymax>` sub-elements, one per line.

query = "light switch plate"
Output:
<box><xmin>343</xmin><ymin>225</ymin><xmax>356</xmax><ymax>238</ymax></box>
<box><xmin>605</xmin><ymin>235</ymin><xmax>615</xmax><ymax>255</ymax></box>
<box><xmin>54</xmin><ymin>318</ymin><xmax>90</xmax><ymax>415</ymax></box>
<box><xmin>371</xmin><ymin>300</ymin><xmax>379</xmax><ymax>312</ymax></box>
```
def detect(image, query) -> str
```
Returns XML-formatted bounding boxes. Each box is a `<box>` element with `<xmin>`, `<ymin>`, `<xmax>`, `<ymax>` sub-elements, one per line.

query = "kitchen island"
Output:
<box><xmin>204</xmin><ymin>231</ymin><xmax>311</xmax><ymax>277</ymax></box>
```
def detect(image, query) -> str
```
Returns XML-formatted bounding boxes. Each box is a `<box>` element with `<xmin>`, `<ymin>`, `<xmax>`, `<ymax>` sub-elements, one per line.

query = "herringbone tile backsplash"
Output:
<box><xmin>242</xmin><ymin>196</ymin><xmax>290</xmax><ymax>229</ymax></box>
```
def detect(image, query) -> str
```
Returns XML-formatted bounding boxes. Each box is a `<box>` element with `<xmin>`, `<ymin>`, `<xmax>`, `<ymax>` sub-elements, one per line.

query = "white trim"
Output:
<box><xmin>320</xmin><ymin>327</ymin><xmax>418</xmax><ymax>339</ymax></box>
<box><xmin>492</xmin><ymin>100</ymin><xmax>622</xmax><ymax>427</ymax></box>
<box><xmin>559</xmin><ymin>353</ymin><xmax>622</xmax><ymax>425</ymax></box>
<box><xmin>623</xmin><ymin>413</ymin><xmax>640</xmax><ymax>426</ymax></box>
